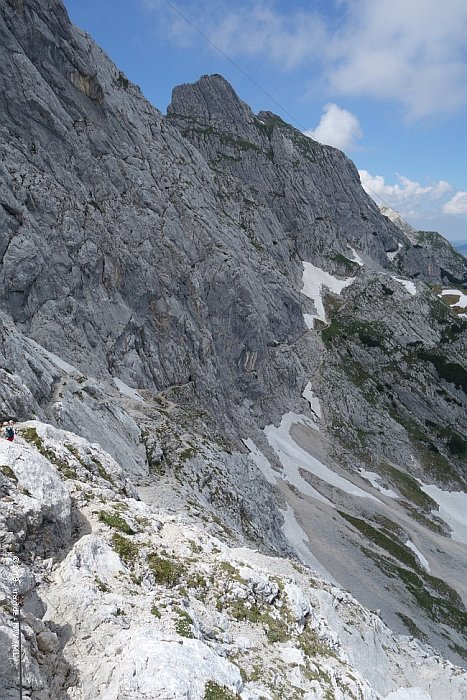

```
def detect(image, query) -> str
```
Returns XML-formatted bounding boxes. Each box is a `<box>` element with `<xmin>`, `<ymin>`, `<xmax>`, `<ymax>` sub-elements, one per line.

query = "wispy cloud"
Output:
<box><xmin>143</xmin><ymin>0</ymin><xmax>467</xmax><ymax>120</ymax></box>
<box><xmin>207</xmin><ymin>5</ymin><xmax>326</xmax><ymax>71</ymax></box>
<box><xmin>327</xmin><ymin>0</ymin><xmax>467</xmax><ymax>119</ymax></box>
<box><xmin>305</xmin><ymin>103</ymin><xmax>362</xmax><ymax>152</ymax></box>
<box><xmin>443</xmin><ymin>192</ymin><xmax>467</xmax><ymax>215</ymax></box>
<box><xmin>359</xmin><ymin>170</ymin><xmax>453</xmax><ymax>219</ymax></box>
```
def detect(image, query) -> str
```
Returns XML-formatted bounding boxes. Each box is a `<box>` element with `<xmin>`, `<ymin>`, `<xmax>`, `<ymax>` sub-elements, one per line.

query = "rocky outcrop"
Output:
<box><xmin>1</xmin><ymin>426</ymin><xmax>467</xmax><ymax>699</ymax></box>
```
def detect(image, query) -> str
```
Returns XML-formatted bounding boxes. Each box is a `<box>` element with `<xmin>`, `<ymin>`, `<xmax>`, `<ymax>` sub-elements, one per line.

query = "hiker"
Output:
<box><xmin>4</xmin><ymin>420</ymin><xmax>15</xmax><ymax>442</ymax></box>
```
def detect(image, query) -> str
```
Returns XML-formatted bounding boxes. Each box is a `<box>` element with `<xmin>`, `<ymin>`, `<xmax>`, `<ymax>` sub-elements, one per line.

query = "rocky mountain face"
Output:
<box><xmin>1</xmin><ymin>0</ymin><xmax>467</xmax><ymax>698</ymax></box>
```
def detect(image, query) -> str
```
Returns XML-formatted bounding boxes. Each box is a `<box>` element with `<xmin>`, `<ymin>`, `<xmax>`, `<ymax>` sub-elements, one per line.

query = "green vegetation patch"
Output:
<box><xmin>1</xmin><ymin>465</ymin><xmax>17</xmax><ymax>481</ymax></box>
<box><xmin>91</xmin><ymin>456</ymin><xmax>115</xmax><ymax>484</ymax></box>
<box><xmin>330</xmin><ymin>253</ymin><xmax>360</xmax><ymax>274</ymax></box>
<box><xmin>385</xmin><ymin>411</ymin><xmax>464</xmax><ymax>487</ymax></box>
<box><xmin>219</xmin><ymin>597</ymin><xmax>290</xmax><ymax>643</ymax></box>
<box><xmin>373</xmin><ymin>555</ymin><xmax>467</xmax><ymax>633</ymax></box>
<box><xmin>340</xmin><ymin>359</ymin><xmax>374</xmax><ymax>391</ymax></box>
<box><xmin>400</xmin><ymin>502</ymin><xmax>445</xmax><ymax>535</ymax></box>
<box><xmin>117</xmin><ymin>71</ymin><xmax>130</xmax><ymax>89</ymax></box>
<box><xmin>299</xmin><ymin>620</ymin><xmax>335</xmax><ymax>659</ymax></box>
<box><xmin>64</xmin><ymin>443</ymin><xmax>86</xmax><ymax>468</ymax></box>
<box><xmin>378</xmin><ymin>462</ymin><xmax>437</xmax><ymax>511</ymax></box>
<box><xmin>339</xmin><ymin>511</ymin><xmax>419</xmax><ymax>569</ymax></box>
<box><xmin>203</xmin><ymin>680</ymin><xmax>239</xmax><ymax>700</ymax></box>
<box><xmin>417</xmin><ymin>350</ymin><xmax>467</xmax><ymax>394</ymax></box>
<box><xmin>449</xmin><ymin>641</ymin><xmax>467</xmax><ymax>662</ymax></box>
<box><xmin>111</xmin><ymin>533</ymin><xmax>139</xmax><ymax>564</ymax></box>
<box><xmin>440</xmin><ymin>320</ymin><xmax>466</xmax><ymax>343</ymax></box>
<box><xmin>424</xmin><ymin>421</ymin><xmax>466</xmax><ymax>458</ymax></box>
<box><xmin>147</xmin><ymin>553</ymin><xmax>186</xmax><ymax>587</ymax></box>
<box><xmin>322</xmin><ymin>316</ymin><xmax>386</xmax><ymax>349</ymax></box>
<box><xmin>179</xmin><ymin>446</ymin><xmax>197</xmax><ymax>462</ymax></box>
<box><xmin>98</xmin><ymin>511</ymin><xmax>135</xmax><ymax>535</ymax></box>
<box><xmin>396</xmin><ymin>612</ymin><xmax>427</xmax><ymax>642</ymax></box>
<box><xmin>186</xmin><ymin>572</ymin><xmax>208</xmax><ymax>589</ymax></box>
<box><xmin>94</xmin><ymin>577</ymin><xmax>111</xmax><ymax>593</ymax></box>
<box><xmin>263</xmin><ymin>614</ymin><xmax>289</xmax><ymax>643</ymax></box>
<box><xmin>363</xmin><ymin>543</ymin><xmax>467</xmax><ymax>632</ymax></box>
<box><xmin>416</xmin><ymin>230</ymin><xmax>450</xmax><ymax>250</ymax></box>
<box><xmin>173</xmin><ymin>606</ymin><xmax>194</xmax><ymax>638</ymax></box>
<box><xmin>20</xmin><ymin>427</ymin><xmax>76</xmax><ymax>479</ymax></box>
<box><xmin>112</xmin><ymin>501</ymin><xmax>130</xmax><ymax>513</ymax></box>
<box><xmin>441</xmin><ymin>294</ymin><xmax>463</xmax><ymax>307</ymax></box>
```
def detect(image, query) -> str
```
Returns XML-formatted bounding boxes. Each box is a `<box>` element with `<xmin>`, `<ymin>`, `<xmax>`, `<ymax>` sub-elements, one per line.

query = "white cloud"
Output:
<box><xmin>359</xmin><ymin>170</ymin><xmax>453</xmax><ymax>219</ymax></box>
<box><xmin>207</xmin><ymin>6</ymin><xmax>326</xmax><ymax>71</ymax></box>
<box><xmin>305</xmin><ymin>103</ymin><xmax>362</xmax><ymax>152</ymax></box>
<box><xmin>326</xmin><ymin>0</ymin><xmax>467</xmax><ymax>119</ymax></box>
<box><xmin>146</xmin><ymin>0</ymin><xmax>467</xmax><ymax>120</ymax></box>
<box><xmin>443</xmin><ymin>191</ymin><xmax>467</xmax><ymax>215</ymax></box>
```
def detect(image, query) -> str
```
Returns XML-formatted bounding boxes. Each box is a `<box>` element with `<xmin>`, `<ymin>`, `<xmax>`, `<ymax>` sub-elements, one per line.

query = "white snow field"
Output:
<box><xmin>349</xmin><ymin>247</ymin><xmax>364</xmax><ymax>266</ymax></box>
<box><xmin>438</xmin><ymin>288</ymin><xmax>467</xmax><ymax>317</ymax></box>
<box><xmin>392</xmin><ymin>277</ymin><xmax>417</xmax><ymax>295</ymax></box>
<box><xmin>264</xmin><ymin>413</ymin><xmax>379</xmax><ymax>504</ymax></box>
<box><xmin>419</xmin><ymin>484</ymin><xmax>467</xmax><ymax>545</ymax></box>
<box><xmin>301</xmin><ymin>382</ymin><xmax>322</xmax><ymax>423</ymax></box>
<box><xmin>387</xmin><ymin>243</ymin><xmax>403</xmax><ymax>261</ymax></box>
<box><xmin>301</xmin><ymin>261</ymin><xmax>355</xmax><ymax>328</ymax></box>
<box><xmin>405</xmin><ymin>540</ymin><xmax>430</xmax><ymax>572</ymax></box>
<box><xmin>243</xmin><ymin>437</ymin><xmax>279</xmax><ymax>485</ymax></box>
<box><xmin>358</xmin><ymin>468</ymin><xmax>398</xmax><ymax>498</ymax></box>
<box><xmin>280</xmin><ymin>503</ymin><xmax>337</xmax><ymax>582</ymax></box>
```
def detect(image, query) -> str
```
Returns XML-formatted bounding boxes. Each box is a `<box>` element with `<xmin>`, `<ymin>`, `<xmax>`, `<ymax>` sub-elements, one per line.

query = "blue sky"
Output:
<box><xmin>63</xmin><ymin>0</ymin><xmax>467</xmax><ymax>242</ymax></box>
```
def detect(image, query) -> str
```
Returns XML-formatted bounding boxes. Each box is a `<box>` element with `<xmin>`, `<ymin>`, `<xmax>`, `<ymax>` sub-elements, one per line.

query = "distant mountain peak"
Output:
<box><xmin>167</xmin><ymin>73</ymin><xmax>255</xmax><ymax>126</ymax></box>
<box><xmin>379</xmin><ymin>205</ymin><xmax>418</xmax><ymax>242</ymax></box>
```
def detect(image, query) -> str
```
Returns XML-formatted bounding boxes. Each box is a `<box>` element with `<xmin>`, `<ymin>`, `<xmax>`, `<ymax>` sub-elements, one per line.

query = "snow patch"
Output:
<box><xmin>358</xmin><ymin>469</ymin><xmax>398</xmax><ymax>498</ymax></box>
<box><xmin>405</xmin><ymin>540</ymin><xmax>430</xmax><ymax>572</ymax></box>
<box><xmin>243</xmin><ymin>438</ymin><xmax>278</xmax><ymax>485</ymax></box>
<box><xmin>439</xmin><ymin>289</ymin><xmax>467</xmax><ymax>306</ymax></box>
<box><xmin>303</xmin><ymin>313</ymin><xmax>316</xmax><ymax>330</ymax></box>
<box><xmin>301</xmin><ymin>261</ymin><xmax>355</xmax><ymax>326</ymax></box>
<box><xmin>113</xmin><ymin>377</ymin><xmax>143</xmax><ymax>402</ymax></box>
<box><xmin>386</xmin><ymin>243</ymin><xmax>403</xmax><ymax>261</ymax></box>
<box><xmin>349</xmin><ymin>248</ymin><xmax>364</xmax><ymax>266</ymax></box>
<box><xmin>419</xmin><ymin>484</ymin><xmax>467</xmax><ymax>544</ymax></box>
<box><xmin>264</xmin><ymin>413</ymin><xmax>379</xmax><ymax>504</ymax></box>
<box><xmin>281</xmin><ymin>504</ymin><xmax>337</xmax><ymax>583</ymax></box>
<box><xmin>438</xmin><ymin>289</ymin><xmax>467</xmax><ymax>317</ymax></box>
<box><xmin>302</xmin><ymin>382</ymin><xmax>321</xmax><ymax>424</ymax></box>
<box><xmin>392</xmin><ymin>277</ymin><xmax>417</xmax><ymax>295</ymax></box>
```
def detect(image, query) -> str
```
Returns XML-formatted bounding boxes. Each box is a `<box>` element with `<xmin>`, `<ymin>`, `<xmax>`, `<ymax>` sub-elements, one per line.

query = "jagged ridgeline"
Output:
<box><xmin>0</xmin><ymin>0</ymin><xmax>466</xmax><ymax>699</ymax></box>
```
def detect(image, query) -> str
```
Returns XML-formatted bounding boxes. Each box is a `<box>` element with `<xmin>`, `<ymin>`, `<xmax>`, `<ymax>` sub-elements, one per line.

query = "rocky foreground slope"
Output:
<box><xmin>0</xmin><ymin>0</ymin><xmax>467</xmax><ymax>696</ymax></box>
<box><xmin>1</xmin><ymin>424</ymin><xmax>467</xmax><ymax>700</ymax></box>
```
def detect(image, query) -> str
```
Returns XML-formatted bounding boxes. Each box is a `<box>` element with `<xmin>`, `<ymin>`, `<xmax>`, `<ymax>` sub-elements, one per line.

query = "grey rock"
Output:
<box><xmin>0</xmin><ymin>0</ymin><xmax>466</xmax><ymax>678</ymax></box>
<box><xmin>36</xmin><ymin>628</ymin><xmax>59</xmax><ymax>653</ymax></box>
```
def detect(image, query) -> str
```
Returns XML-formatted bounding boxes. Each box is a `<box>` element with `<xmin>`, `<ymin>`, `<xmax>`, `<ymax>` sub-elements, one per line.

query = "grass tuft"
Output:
<box><xmin>98</xmin><ymin>511</ymin><xmax>135</xmax><ymax>535</ymax></box>
<box><xmin>111</xmin><ymin>533</ymin><xmax>139</xmax><ymax>564</ymax></box>
<box><xmin>147</xmin><ymin>553</ymin><xmax>186</xmax><ymax>587</ymax></box>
